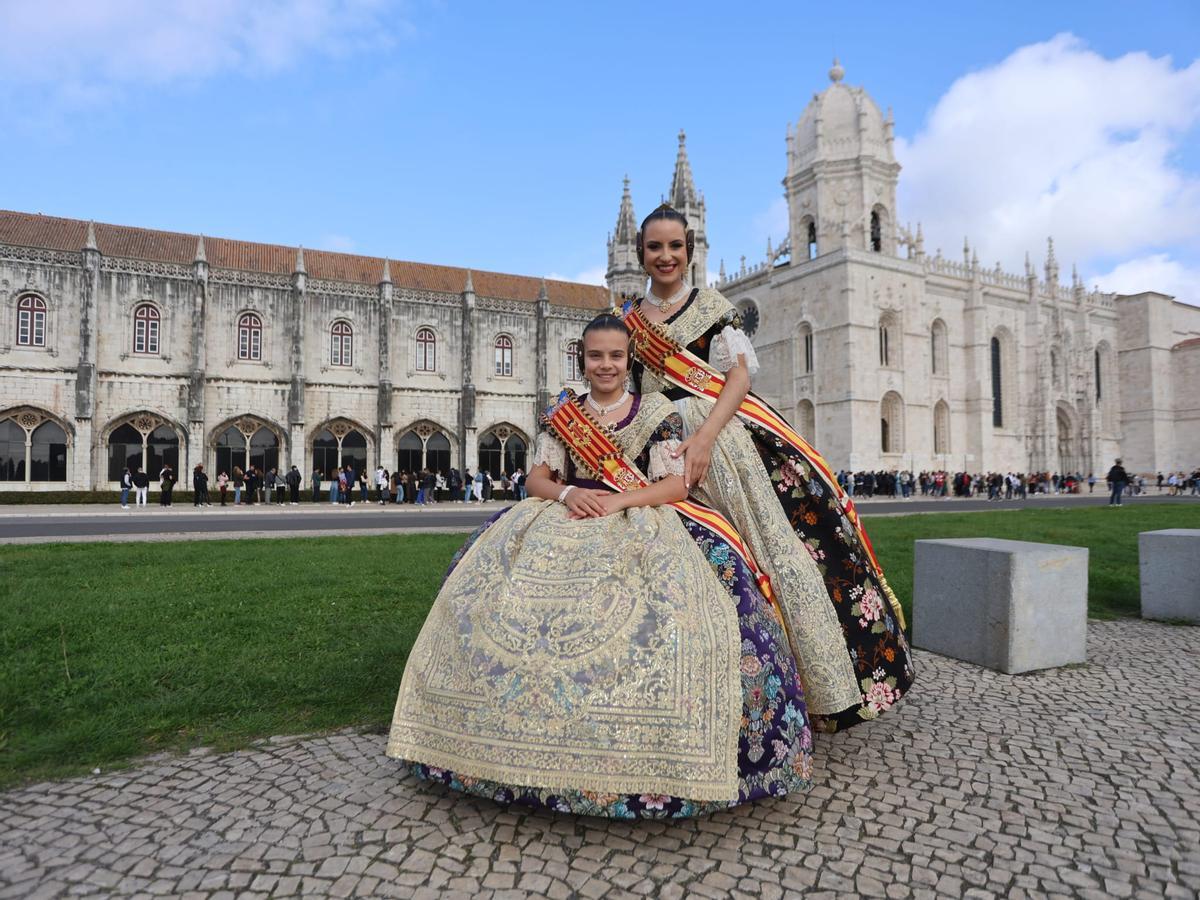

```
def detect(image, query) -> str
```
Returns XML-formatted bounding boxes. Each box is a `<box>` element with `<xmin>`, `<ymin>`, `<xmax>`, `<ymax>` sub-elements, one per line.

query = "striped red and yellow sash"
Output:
<box><xmin>620</xmin><ymin>302</ymin><xmax>905</xmax><ymax>628</ymax></box>
<box><xmin>541</xmin><ymin>389</ymin><xmax>778</xmax><ymax>606</ymax></box>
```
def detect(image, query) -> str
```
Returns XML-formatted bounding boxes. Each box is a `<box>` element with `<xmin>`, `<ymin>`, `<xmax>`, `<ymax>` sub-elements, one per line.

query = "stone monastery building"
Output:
<box><xmin>609</xmin><ymin>61</ymin><xmax>1200</xmax><ymax>477</ymax></box>
<box><xmin>0</xmin><ymin>212</ymin><xmax>607</xmax><ymax>491</ymax></box>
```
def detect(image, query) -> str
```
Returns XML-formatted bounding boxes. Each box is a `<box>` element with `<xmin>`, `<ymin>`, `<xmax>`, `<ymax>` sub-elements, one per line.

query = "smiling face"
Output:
<box><xmin>642</xmin><ymin>218</ymin><xmax>688</xmax><ymax>293</ymax></box>
<box><xmin>582</xmin><ymin>326</ymin><xmax>630</xmax><ymax>398</ymax></box>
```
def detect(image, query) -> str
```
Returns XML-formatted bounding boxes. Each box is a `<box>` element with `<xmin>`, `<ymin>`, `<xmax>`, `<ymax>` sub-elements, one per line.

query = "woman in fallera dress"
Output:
<box><xmin>388</xmin><ymin>315</ymin><xmax>813</xmax><ymax>819</ymax></box>
<box><xmin>623</xmin><ymin>205</ymin><xmax>914</xmax><ymax>732</ymax></box>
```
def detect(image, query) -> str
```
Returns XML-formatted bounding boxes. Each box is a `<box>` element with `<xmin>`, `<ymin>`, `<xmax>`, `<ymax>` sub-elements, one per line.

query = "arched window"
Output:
<box><xmin>16</xmin><ymin>294</ymin><xmax>47</xmax><ymax>347</ymax></box>
<box><xmin>106</xmin><ymin>417</ymin><xmax>177</xmax><ymax>481</ymax></box>
<box><xmin>1094</xmin><ymin>349</ymin><xmax>1102</xmax><ymax>402</ymax></box>
<box><xmin>870</xmin><ymin>210</ymin><xmax>882</xmax><ymax>252</ymax></box>
<box><xmin>494</xmin><ymin>335</ymin><xmax>513</xmax><ymax>377</ymax></box>
<box><xmin>310</xmin><ymin>422</ymin><xmax>368</xmax><ymax>477</ymax></box>
<box><xmin>397</xmin><ymin>424</ymin><xmax>453</xmax><ymax>475</ymax></box>
<box><xmin>930</xmin><ymin>319</ymin><xmax>948</xmax><ymax>375</ymax></box>
<box><xmin>30</xmin><ymin>420</ymin><xmax>67</xmax><ymax>481</ymax></box>
<box><xmin>133</xmin><ymin>304</ymin><xmax>160</xmax><ymax>355</ymax></box>
<box><xmin>478</xmin><ymin>426</ymin><xmax>527</xmax><ymax>478</ymax></box>
<box><xmin>878</xmin><ymin>314</ymin><xmax>898</xmax><ymax>367</ymax></box>
<box><xmin>426</xmin><ymin>432</ymin><xmax>451</xmax><ymax>475</ymax></box>
<box><xmin>806</xmin><ymin>220</ymin><xmax>817</xmax><ymax>260</ymax></box>
<box><xmin>237</xmin><ymin>313</ymin><xmax>263</xmax><ymax>361</ymax></box>
<box><xmin>0</xmin><ymin>415</ymin><xmax>66</xmax><ymax>482</ymax></box>
<box><xmin>415</xmin><ymin>328</ymin><xmax>436</xmax><ymax>372</ymax></box>
<box><xmin>330</xmin><ymin>320</ymin><xmax>353</xmax><ymax>367</ymax></box>
<box><xmin>933</xmin><ymin>400</ymin><xmax>950</xmax><ymax>455</ymax></box>
<box><xmin>1050</xmin><ymin>347</ymin><xmax>1062</xmax><ymax>390</ymax></box>
<box><xmin>212</xmin><ymin>419</ymin><xmax>279</xmax><ymax>478</ymax></box>
<box><xmin>565</xmin><ymin>340</ymin><xmax>582</xmax><ymax>382</ymax></box>
<box><xmin>397</xmin><ymin>431</ymin><xmax>422</xmax><ymax>473</ymax></box>
<box><xmin>880</xmin><ymin>391</ymin><xmax>904</xmax><ymax>454</ymax></box>
<box><xmin>798</xmin><ymin>322</ymin><xmax>814</xmax><ymax>374</ymax></box>
<box><xmin>991</xmin><ymin>337</ymin><xmax>1004</xmax><ymax>428</ymax></box>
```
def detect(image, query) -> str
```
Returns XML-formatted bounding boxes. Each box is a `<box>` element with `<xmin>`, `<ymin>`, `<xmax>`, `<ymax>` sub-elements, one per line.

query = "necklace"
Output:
<box><xmin>644</xmin><ymin>281</ymin><xmax>690</xmax><ymax>312</ymax></box>
<box><xmin>586</xmin><ymin>390</ymin><xmax>630</xmax><ymax>417</ymax></box>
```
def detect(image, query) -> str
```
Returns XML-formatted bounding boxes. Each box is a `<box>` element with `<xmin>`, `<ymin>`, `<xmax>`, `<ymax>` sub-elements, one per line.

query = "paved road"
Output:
<box><xmin>2</xmin><ymin>619</ymin><xmax>1197</xmax><ymax>898</ymax></box>
<box><xmin>0</xmin><ymin>494</ymin><xmax>1194</xmax><ymax>542</ymax></box>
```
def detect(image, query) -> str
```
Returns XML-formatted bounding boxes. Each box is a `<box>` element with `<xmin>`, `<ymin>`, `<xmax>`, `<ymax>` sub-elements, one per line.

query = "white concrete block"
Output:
<box><xmin>1139</xmin><ymin>529</ymin><xmax>1200</xmax><ymax>624</ymax></box>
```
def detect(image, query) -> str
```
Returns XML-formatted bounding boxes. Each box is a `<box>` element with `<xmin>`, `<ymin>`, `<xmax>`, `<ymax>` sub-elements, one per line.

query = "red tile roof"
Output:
<box><xmin>0</xmin><ymin>209</ymin><xmax>610</xmax><ymax>310</ymax></box>
<box><xmin>1174</xmin><ymin>337</ymin><xmax>1200</xmax><ymax>350</ymax></box>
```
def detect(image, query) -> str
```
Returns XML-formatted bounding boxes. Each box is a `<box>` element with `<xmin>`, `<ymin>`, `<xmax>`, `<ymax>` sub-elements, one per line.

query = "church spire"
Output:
<box><xmin>669</xmin><ymin>129</ymin><xmax>698</xmax><ymax>209</ymax></box>
<box><xmin>614</xmin><ymin>174</ymin><xmax>637</xmax><ymax>243</ymax></box>
<box><xmin>194</xmin><ymin>234</ymin><xmax>207</xmax><ymax>264</ymax></box>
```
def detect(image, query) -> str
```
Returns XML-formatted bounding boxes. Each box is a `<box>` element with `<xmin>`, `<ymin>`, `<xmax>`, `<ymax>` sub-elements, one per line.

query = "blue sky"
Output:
<box><xmin>1</xmin><ymin>1</ymin><xmax>1197</xmax><ymax>302</ymax></box>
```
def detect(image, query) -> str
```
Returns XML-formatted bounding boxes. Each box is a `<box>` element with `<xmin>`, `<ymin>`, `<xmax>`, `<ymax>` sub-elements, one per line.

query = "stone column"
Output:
<box><xmin>378</xmin><ymin>261</ymin><xmax>394</xmax><ymax>470</ymax></box>
<box><xmin>535</xmin><ymin>279</ymin><xmax>550</xmax><ymax>418</ymax></box>
<box><xmin>75</xmin><ymin>222</ymin><xmax>101</xmax><ymax>489</ymax></box>
<box><xmin>286</xmin><ymin>247</ymin><xmax>307</xmax><ymax>472</ymax></box>
<box><xmin>187</xmin><ymin>236</ymin><xmax>209</xmax><ymax>473</ymax></box>
<box><xmin>459</xmin><ymin>271</ymin><xmax>477</xmax><ymax>473</ymax></box>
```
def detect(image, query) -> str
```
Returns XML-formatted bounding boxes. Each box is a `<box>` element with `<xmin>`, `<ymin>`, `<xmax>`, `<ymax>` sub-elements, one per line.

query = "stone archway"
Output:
<box><xmin>1056</xmin><ymin>404</ymin><xmax>1079</xmax><ymax>476</ymax></box>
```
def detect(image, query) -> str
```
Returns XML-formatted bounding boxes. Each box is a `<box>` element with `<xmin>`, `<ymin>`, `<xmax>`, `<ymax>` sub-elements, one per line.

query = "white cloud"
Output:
<box><xmin>0</xmin><ymin>0</ymin><xmax>399</xmax><ymax>118</ymax></box>
<box><xmin>320</xmin><ymin>233</ymin><xmax>357</xmax><ymax>253</ymax></box>
<box><xmin>1089</xmin><ymin>253</ymin><xmax>1199</xmax><ymax>306</ymax></box>
<box><xmin>547</xmin><ymin>265</ymin><xmax>608</xmax><ymax>286</ymax></box>
<box><xmin>895</xmin><ymin>34</ymin><xmax>1200</xmax><ymax>283</ymax></box>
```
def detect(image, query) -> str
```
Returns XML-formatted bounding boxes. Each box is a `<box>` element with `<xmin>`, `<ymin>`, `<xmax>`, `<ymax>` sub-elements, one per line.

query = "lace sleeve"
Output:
<box><xmin>648</xmin><ymin>439</ymin><xmax>685</xmax><ymax>482</ymax></box>
<box><xmin>708</xmin><ymin>325</ymin><xmax>760</xmax><ymax>376</ymax></box>
<box><xmin>533</xmin><ymin>432</ymin><xmax>567</xmax><ymax>480</ymax></box>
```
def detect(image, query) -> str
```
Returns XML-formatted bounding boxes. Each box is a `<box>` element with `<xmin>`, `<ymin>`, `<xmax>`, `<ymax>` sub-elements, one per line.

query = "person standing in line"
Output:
<box><xmin>448</xmin><ymin>467</ymin><xmax>462</xmax><ymax>502</ymax></box>
<box><xmin>217</xmin><ymin>470</ymin><xmax>229</xmax><ymax>506</ymax></box>
<box><xmin>263</xmin><ymin>467</ymin><xmax>276</xmax><ymax>504</ymax></box>
<box><xmin>474</xmin><ymin>468</ymin><xmax>487</xmax><ymax>504</ymax></box>
<box><xmin>1106</xmin><ymin>458</ymin><xmax>1129</xmax><ymax>507</ymax></box>
<box><xmin>232</xmin><ymin>467</ymin><xmax>244</xmax><ymax>505</ymax></box>
<box><xmin>416</xmin><ymin>469</ymin><xmax>427</xmax><ymax>506</ymax></box>
<box><xmin>119</xmin><ymin>467</ymin><xmax>133</xmax><ymax>509</ymax></box>
<box><xmin>193</xmin><ymin>464</ymin><xmax>209</xmax><ymax>507</ymax></box>
<box><xmin>339</xmin><ymin>466</ymin><xmax>352</xmax><ymax>506</ymax></box>
<box><xmin>425</xmin><ymin>469</ymin><xmax>438</xmax><ymax>506</ymax></box>
<box><xmin>286</xmin><ymin>465</ymin><xmax>302</xmax><ymax>505</ymax></box>
<box><xmin>462</xmin><ymin>468</ymin><xmax>474</xmax><ymax>502</ymax></box>
<box><xmin>312</xmin><ymin>467</ymin><xmax>322</xmax><ymax>502</ymax></box>
<box><xmin>375</xmin><ymin>465</ymin><xmax>387</xmax><ymax>504</ymax></box>
<box><xmin>159</xmin><ymin>464</ymin><xmax>176</xmax><ymax>506</ymax></box>
<box><xmin>132</xmin><ymin>466</ymin><xmax>150</xmax><ymax>506</ymax></box>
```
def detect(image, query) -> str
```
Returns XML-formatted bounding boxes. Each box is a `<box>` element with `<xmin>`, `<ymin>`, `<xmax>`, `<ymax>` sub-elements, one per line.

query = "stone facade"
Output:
<box><xmin>608</xmin><ymin>61</ymin><xmax>1200</xmax><ymax>476</ymax></box>
<box><xmin>0</xmin><ymin>213</ymin><xmax>606</xmax><ymax>491</ymax></box>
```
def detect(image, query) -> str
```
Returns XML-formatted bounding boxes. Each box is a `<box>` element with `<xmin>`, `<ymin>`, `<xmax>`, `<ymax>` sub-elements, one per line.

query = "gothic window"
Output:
<box><xmin>478</xmin><ymin>426</ymin><xmax>527</xmax><ymax>478</ymax></box>
<box><xmin>807</xmin><ymin>220</ymin><xmax>817</xmax><ymax>260</ymax></box>
<box><xmin>934</xmin><ymin>399</ymin><xmax>950</xmax><ymax>455</ymax></box>
<box><xmin>213</xmin><ymin>419</ymin><xmax>278</xmax><ymax>478</ymax></box>
<box><xmin>878</xmin><ymin>315</ymin><xmax>898</xmax><ymax>367</ymax></box>
<box><xmin>249</xmin><ymin>427</ymin><xmax>279</xmax><ymax>474</ymax></box>
<box><xmin>340</xmin><ymin>430</ymin><xmax>367</xmax><ymax>475</ymax></box>
<box><xmin>145</xmin><ymin>425</ymin><xmax>179</xmax><ymax>478</ymax></box>
<box><xmin>415</xmin><ymin>328</ymin><xmax>436</xmax><ymax>372</ymax></box>
<box><xmin>494</xmin><ymin>335</ymin><xmax>513</xmax><ymax>377</ymax></box>
<box><xmin>736</xmin><ymin>300</ymin><xmax>760</xmax><ymax>337</ymax></box>
<box><xmin>1050</xmin><ymin>347</ymin><xmax>1061</xmax><ymax>390</ymax></box>
<box><xmin>133</xmin><ymin>304</ymin><xmax>160</xmax><ymax>355</ymax></box>
<box><xmin>107</xmin><ymin>423</ymin><xmax>144</xmax><ymax>481</ymax></box>
<box><xmin>0</xmin><ymin>419</ymin><xmax>27</xmax><ymax>481</ymax></box>
<box><xmin>799</xmin><ymin>322</ymin><xmax>814</xmax><ymax>373</ymax></box>
<box><xmin>795</xmin><ymin>399</ymin><xmax>815</xmax><ymax>442</ymax></box>
<box><xmin>215</xmin><ymin>426</ymin><xmax>248</xmax><ymax>477</ymax></box>
<box><xmin>396</xmin><ymin>431</ymin><xmax>422</xmax><ymax>473</ymax></box>
<box><xmin>930</xmin><ymin>319</ymin><xmax>948</xmax><ymax>375</ymax></box>
<box><xmin>880</xmin><ymin>391</ymin><xmax>904</xmax><ymax>454</ymax></box>
<box><xmin>330</xmin><ymin>320</ymin><xmax>353</xmax><ymax>367</ymax></box>
<box><xmin>870</xmin><ymin>210</ymin><xmax>882</xmax><ymax>253</ymax></box>
<box><xmin>16</xmin><ymin>294</ymin><xmax>46</xmax><ymax>347</ymax></box>
<box><xmin>396</xmin><ymin>425</ymin><xmax>453</xmax><ymax>475</ymax></box>
<box><xmin>426</xmin><ymin>432</ymin><xmax>451</xmax><ymax>474</ymax></box>
<box><xmin>991</xmin><ymin>336</ymin><xmax>1004</xmax><ymax>428</ymax></box>
<box><xmin>565</xmin><ymin>340</ymin><xmax>582</xmax><ymax>382</ymax></box>
<box><xmin>0</xmin><ymin>415</ymin><xmax>66</xmax><ymax>482</ymax></box>
<box><xmin>1094</xmin><ymin>349</ymin><xmax>1102</xmax><ymax>402</ymax></box>
<box><xmin>237</xmin><ymin>313</ymin><xmax>263</xmax><ymax>361</ymax></box>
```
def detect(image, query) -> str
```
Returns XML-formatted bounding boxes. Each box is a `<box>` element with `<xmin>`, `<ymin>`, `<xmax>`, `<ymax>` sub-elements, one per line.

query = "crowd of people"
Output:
<box><xmin>115</xmin><ymin>462</ymin><xmax>531</xmax><ymax>508</ymax></box>
<box><xmin>834</xmin><ymin>467</ymin><xmax>1200</xmax><ymax>503</ymax></box>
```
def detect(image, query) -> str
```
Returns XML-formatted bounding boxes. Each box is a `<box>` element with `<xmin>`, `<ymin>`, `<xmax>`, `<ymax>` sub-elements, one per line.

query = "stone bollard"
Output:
<box><xmin>913</xmin><ymin>538</ymin><xmax>1088</xmax><ymax>674</ymax></box>
<box><xmin>1139</xmin><ymin>529</ymin><xmax>1200</xmax><ymax>624</ymax></box>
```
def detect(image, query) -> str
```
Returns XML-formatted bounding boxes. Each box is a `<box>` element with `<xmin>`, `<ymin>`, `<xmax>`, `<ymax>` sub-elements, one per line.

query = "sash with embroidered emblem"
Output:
<box><xmin>541</xmin><ymin>389</ymin><xmax>779</xmax><ymax>607</ymax></box>
<box><xmin>620</xmin><ymin>302</ymin><xmax>905</xmax><ymax>628</ymax></box>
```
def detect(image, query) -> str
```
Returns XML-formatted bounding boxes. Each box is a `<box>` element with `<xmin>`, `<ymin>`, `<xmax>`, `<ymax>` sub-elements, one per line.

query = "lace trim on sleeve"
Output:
<box><xmin>648</xmin><ymin>439</ymin><xmax>685</xmax><ymax>482</ymax></box>
<box><xmin>533</xmin><ymin>432</ymin><xmax>567</xmax><ymax>480</ymax></box>
<box><xmin>708</xmin><ymin>325</ymin><xmax>760</xmax><ymax>376</ymax></box>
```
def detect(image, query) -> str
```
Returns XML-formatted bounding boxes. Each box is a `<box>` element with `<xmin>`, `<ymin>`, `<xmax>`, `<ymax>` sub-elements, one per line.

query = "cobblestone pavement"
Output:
<box><xmin>2</xmin><ymin>619</ymin><xmax>1198</xmax><ymax>899</ymax></box>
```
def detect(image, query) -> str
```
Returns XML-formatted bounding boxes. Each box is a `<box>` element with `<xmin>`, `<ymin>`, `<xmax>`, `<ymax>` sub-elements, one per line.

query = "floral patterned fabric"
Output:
<box><xmin>634</xmin><ymin>292</ymin><xmax>915</xmax><ymax>733</ymax></box>
<box><xmin>402</xmin><ymin>398</ymin><xmax>813</xmax><ymax>818</ymax></box>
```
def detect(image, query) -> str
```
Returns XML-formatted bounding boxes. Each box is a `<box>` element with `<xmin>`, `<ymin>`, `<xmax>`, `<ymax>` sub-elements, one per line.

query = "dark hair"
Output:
<box><xmin>577</xmin><ymin>313</ymin><xmax>633</xmax><ymax>373</ymax></box>
<box><xmin>636</xmin><ymin>204</ymin><xmax>695</xmax><ymax>265</ymax></box>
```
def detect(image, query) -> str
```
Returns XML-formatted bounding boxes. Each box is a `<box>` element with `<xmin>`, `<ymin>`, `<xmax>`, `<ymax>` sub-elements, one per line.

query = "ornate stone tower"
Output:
<box><xmin>605</xmin><ymin>175</ymin><xmax>645</xmax><ymax>302</ymax></box>
<box><xmin>668</xmin><ymin>130</ymin><xmax>709</xmax><ymax>287</ymax></box>
<box><xmin>784</xmin><ymin>60</ymin><xmax>900</xmax><ymax>258</ymax></box>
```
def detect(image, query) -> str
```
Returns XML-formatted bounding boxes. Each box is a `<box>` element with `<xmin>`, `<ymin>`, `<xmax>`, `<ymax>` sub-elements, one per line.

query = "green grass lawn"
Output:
<box><xmin>2</xmin><ymin>502</ymin><xmax>1197</xmax><ymax>789</ymax></box>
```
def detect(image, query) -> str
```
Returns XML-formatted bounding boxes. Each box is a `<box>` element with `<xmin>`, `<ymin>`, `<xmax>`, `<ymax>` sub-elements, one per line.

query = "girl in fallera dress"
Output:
<box><xmin>624</xmin><ymin>205</ymin><xmax>914</xmax><ymax>732</ymax></box>
<box><xmin>388</xmin><ymin>315</ymin><xmax>814</xmax><ymax>819</ymax></box>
